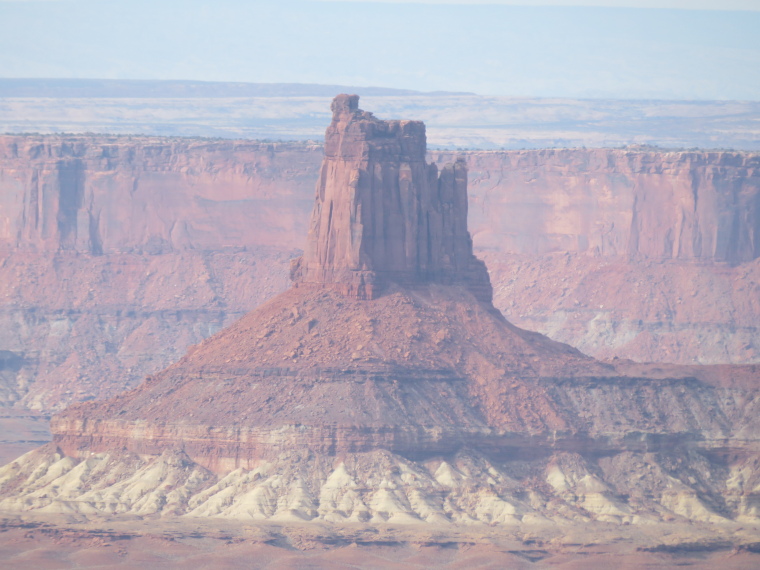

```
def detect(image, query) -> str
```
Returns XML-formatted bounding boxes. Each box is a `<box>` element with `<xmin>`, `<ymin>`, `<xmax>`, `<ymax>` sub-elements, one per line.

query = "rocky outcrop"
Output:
<box><xmin>1</xmin><ymin>135</ymin><xmax>760</xmax><ymax>423</ymax></box>
<box><xmin>455</xmin><ymin>148</ymin><xmax>760</xmax><ymax>263</ymax></box>
<box><xmin>1</xmin><ymin>97</ymin><xmax>759</xmax><ymax>532</ymax></box>
<box><xmin>293</xmin><ymin>95</ymin><xmax>492</xmax><ymax>302</ymax></box>
<box><xmin>0</xmin><ymin>136</ymin><xmax>320</xmax><ymax>254</ymax></box>
<box><xmin>4</xmin><ymin>442</ymin><xmax>760</xmax><ymax>526</ymax></box>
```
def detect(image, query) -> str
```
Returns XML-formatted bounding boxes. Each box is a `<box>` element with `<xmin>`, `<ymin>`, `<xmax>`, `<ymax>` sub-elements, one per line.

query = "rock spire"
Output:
<box><xmin>291</xmin><ymin>94</ymin><xmax>492</xmax><ymax>303</ymax></box>
<box><xmin>2</xmin><ymin>98</ymin><xmax>760</xmax><ymax>533</ymax></box>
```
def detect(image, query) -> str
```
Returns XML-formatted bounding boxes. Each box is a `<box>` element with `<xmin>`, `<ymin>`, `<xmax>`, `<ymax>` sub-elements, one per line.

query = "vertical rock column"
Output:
<box><xmin>292</xmin><ymin>94</ymin><xmax>492</xmax><ymax>303</ymax></box>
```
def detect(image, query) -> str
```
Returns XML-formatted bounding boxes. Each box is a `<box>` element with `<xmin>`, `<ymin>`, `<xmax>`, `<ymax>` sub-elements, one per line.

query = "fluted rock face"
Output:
<box><xmin>0</xmin><ymin>135</ymin><xmax>316</xmax><ymax>412</ymax></box>
<box><xmin>293</xmin><ymin>95</ymin><xmax>492</xmax><ymax>302</ymax></box>
<box><xmin>0</xmin><ymin>136</ymin><xmax>320</xmax><ymax>254</ymax></box>
<box><xmin>457</xmin><ymin>149</ymin><xmax>760</xmax><ymax>263</ymax></box>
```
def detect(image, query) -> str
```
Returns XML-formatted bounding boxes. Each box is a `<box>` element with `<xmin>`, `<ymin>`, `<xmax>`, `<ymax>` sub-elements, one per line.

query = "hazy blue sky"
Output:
<box><xmin>1</xmin><ymin>0</ymin><xmax>758</xmax><ymax>99</ymax></box>
<box><xmin>318</xmin><ymin>0</ymin><xmax>759</xmax><ymax>7</ymax></box>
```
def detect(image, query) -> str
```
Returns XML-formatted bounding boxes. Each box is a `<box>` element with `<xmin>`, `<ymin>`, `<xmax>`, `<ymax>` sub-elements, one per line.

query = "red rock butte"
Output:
<box><xmin>291</xmin><ymin>94</ymin><xmax>492</xmax><ymax>303</ymax></box>
<box><xmin>1</xmin><ymin>96</ymin><xmax>759</xmax><ymax>530</ymax></box>
<box><xmin>42</xmin><ymin>95</ymin><xmax>618</xmax><ymax>472</ymax></box>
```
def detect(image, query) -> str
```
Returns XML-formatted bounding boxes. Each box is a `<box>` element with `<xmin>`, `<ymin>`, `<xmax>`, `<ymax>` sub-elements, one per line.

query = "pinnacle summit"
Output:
<box><xmin>292</xmin><ymin>95</ymin><xmax>492</xmax><ymax>303</ymax></box>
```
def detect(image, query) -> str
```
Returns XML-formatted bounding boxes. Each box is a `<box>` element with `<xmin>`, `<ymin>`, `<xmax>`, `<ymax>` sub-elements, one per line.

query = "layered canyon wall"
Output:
<box><xmin>0</xmin><ymin>134</ymin><xmax>758</xmax><ymax>413</ymax></box>
<box><xmin>449</xmin><ymin>149</ymin><xmax>760</xmax><ymax>364</ymax></box>
<box><xmin>4</xmin><ymin>138</ymin><xmax>756</xmax><ymax>261</ymax></box>
<box><xmin>0</xmin><ymin>136</ymin><xmax>317</xmax><ymax>411</ymax></box>
<box><xmin>2</xmin><ymin>96</ymin><xmax>759</xmax><ymax>535</ymax></box>
<box><xmin>459</xmin><ymin>149</ymin><xmax>759</xmax><ymax>262</ymax></box>
<box><xmin>0</xmin><ymin>136</ymin><xmax>319</xmax><ymax>253</ymax></box>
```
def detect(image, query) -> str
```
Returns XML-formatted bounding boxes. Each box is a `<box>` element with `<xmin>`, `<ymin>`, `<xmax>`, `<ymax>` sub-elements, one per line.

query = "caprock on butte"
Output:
<box><xmin>1</xmin><ymin>95</ymin><xmax>760</xmax><ymax>529</ymax></box>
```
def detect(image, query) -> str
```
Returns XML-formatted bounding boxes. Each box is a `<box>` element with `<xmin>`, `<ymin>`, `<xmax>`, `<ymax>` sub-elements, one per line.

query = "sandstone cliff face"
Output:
<box><xmin>454</xmin><ymin>149</ymin><xmax>760</xmax><ymax>263</ymax></box>
<box><xmin>0</xmin><ymin>136</ymin><xmax>319</xmax><ymax>254</ymax></box>
<box><xmin>450</xmin><ymin>148</ymin><xmax>760</xmax><ymax>365</ymax></box>
<box><xmin>1</xmin><ymin>135</ymin><xmax>759</xmax><ymax>420</ymax></box>
<box><xmin>3</xmin><ymin>137</ymin><xmax>754</xmax><ymax>262</ymax></box>
<box><xmin>1</xmin><ymin>97</ymin><xmax>759</xmax><ymax>533</ymax></box>
<box><xmin>294</xmin><ymin>95</ymin><xmax>491</xmax><ymax>302</ymax></box>
<box><xmin>0</xmin><ymin>135</ymin><xmax>315</xmax><ymax>412</ymax></box>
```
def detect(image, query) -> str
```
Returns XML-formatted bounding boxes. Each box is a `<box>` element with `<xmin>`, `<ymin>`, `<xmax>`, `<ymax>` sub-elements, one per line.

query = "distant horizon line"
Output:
<box><xmin>0</xmin><ymin>131</ymin><xmax>752</xmax><ymax>155</ymax></box>
<box><xmin>2</xmin><ymin>78</ymin><xmax>759</xmax><ymax>103</ymax></box>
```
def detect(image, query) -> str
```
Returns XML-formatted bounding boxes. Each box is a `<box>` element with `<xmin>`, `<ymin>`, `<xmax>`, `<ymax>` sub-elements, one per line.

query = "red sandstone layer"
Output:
<box><xmin>2</xmin><ymin>97</ymin><xmax>760</xmax><ymax>529</ymax></box>
<box><xmin>48</xmin><ymin>285</ymin><xmax>760</xmax><ymax>473</ymax></box>
<box><xmin>293</xmin><ymin>95</ymin><xmax>492</xmax><ymax>302</ymax></box>
<box><xmin>0</xmin><ymin>135</ymin><xmax>758</xmax><ymax>416</ymax></box>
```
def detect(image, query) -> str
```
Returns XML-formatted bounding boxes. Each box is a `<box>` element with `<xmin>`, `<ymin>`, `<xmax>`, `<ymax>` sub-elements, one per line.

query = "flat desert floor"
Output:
<box><xmin>2</xmin><ymin>95</ymin><xmax>758</xmax><ymax>150</ymax></box>
<box><xmin>1</xmin><ymin>514</ymin><xmax>759</xmax><ymax>569</ymax></box>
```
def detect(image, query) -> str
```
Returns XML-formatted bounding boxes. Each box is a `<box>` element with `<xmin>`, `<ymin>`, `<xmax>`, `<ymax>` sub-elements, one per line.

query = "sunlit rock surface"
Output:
<box><xmin>1</xmin><ymin>98</ymin><xmax>759</xmax><ymax>536</ymax></box>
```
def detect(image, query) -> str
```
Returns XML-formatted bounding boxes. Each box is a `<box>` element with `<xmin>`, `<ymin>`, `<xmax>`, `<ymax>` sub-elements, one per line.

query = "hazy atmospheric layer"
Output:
<box><xmin>1</xmin><ymin>1</ymin><xmax>758</xmax><ymax>100</ymax></box>
<box><xmin>2</xmin><ymin>82</ymin><xmax>758</xmax><ymax>150</ymax></box>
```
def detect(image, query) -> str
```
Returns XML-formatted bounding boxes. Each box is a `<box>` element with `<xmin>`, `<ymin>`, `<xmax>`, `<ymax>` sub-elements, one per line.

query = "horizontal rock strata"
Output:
<box><xmin>1</xmin><ymin>97</ymin><xmax>759</xmax><ymax>533</ymax></box>
<box><xmin>2</xmin><ymin>442</ymin><xmax>760</xmax><ymax>525</ymax></box>
<box><xmin>1</xmin><ymin>136</ymin><xmax>759</xmax><ymax>420</ymax></box>
<box><xmin>455</xmin><ymin>148</ymin><xmax>760</xmax><ymax>262</ymax></box>
<box><xmin>43</xmin><ymin>285</ymin><xmax>760</xmax><ymax>476</ymax></box>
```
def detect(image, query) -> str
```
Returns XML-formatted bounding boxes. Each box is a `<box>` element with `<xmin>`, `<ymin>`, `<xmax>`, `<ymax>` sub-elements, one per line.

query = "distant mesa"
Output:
<box><xmin>0</xmin><ymin>78</ymin><xmax>475</xmax><ymax>98</ymax></box>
